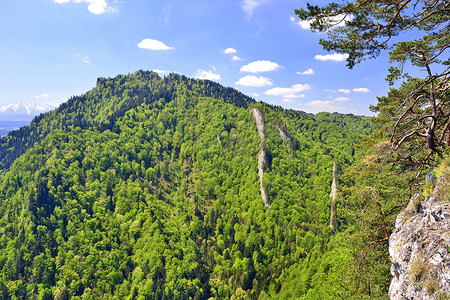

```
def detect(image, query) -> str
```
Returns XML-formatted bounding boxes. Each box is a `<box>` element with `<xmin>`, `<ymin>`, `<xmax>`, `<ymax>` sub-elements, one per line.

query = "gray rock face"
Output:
<box><xmin>329</xmin><ymin>161</ymin><xmax>338</xmax><ymax>233</ymax></box>
<box><xmin>251</xmin><ymin>108</ymin><xmax>270</xmax><ymax>209</ymax></box>
<box><xmin>389</xmin><ymin>177</ymin><xmax>450</xmax><ymax>299</ymax></box>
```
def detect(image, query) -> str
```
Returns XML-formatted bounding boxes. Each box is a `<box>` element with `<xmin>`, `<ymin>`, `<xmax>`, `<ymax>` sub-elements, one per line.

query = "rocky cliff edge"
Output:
<box><xmin>389</xmin><ymin>167</ymin><xmax>450</xmax><ymax>299</ymax></box>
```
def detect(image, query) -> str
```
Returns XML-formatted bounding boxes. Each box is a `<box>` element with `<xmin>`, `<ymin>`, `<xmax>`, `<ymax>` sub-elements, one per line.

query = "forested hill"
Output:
<box><xmin>0</xmin><ymin>71</ymin><xmax>379</xmax><ymax>299</ymax></box>
<box><xmin>0</xmin><ymin>71</ymin><xmax>256</xmax><ymax>171</ymax></box>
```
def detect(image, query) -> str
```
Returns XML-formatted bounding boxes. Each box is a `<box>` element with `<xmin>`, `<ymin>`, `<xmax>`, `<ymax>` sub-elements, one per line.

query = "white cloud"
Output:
<box><xmin>314</xmin><ymin>53</ymin><xmax>349</xmax><ymax>62</ymax></box>
<box><xmin>306</xmin><ymin>100</ymin><xmax>340</xmax><ymax>112</ymax></box>
<box><xmin>353</xmin><ymin>87</ymin><xmax>370</xmax><ymax>93</ymax></box>
<box><xmin>195</xmin><ymin>69</ymin><xmax>221</xmax><ymax>81</ymax></box>
<box><xmin>304</xmin><ymin>100</ymin><xmax>350</xmax><ymax>114</ymax></box>
<box><xmin>35</xmin><ymin>93</ymin><xmax>51</xmax><ymax>99</ymax></box>
<box><xmin>240</xmin><ymin>60</ymin><xmax>282</xmax><ymax>73</ymax></box>
<box><xmin>235</xmin><ymin>75</ymin><xmax>273</xmax><ymax>87</ymax></box>
<box><xmin>232</xmin><ymin>55</ymin><xmax>243</xmax><ymax>61</ymax></box>
<box><xmin>297</xmin><ymin>68</ymin><xmax>314</xmax><ymax>75</ymax></box>
<box><xmin>290</xmin><ymin>15</ymin><xmax>311</xmax><ymax>29</ymax></box>
<box><xmin>53</xmin><ymin>0</ymin><xmax>115</xmax><ymax>14</ymax></box>
<box><xmin>137</xmin><ymin>39</ymin><xmax>174</xmax><ymax>51</ymax></box>
<box><xmin>265</xmin><ymin>83</ymin><xmax>311</xmax><ymax>97</ymax></box>
<box><xmin>301</xmin><ymin>95</ymin><xmax>358</xmax><ymax>114</ymax></box>
<box><xmin>295</xmin><ymin>14</ymin><xmax>352</xmax><ymax>30</ymax></box>
<box><xmin>153</xmin><ymin>69</ymin><xmax>170</xmax><ymax>75</ymax></box>
<box><xmin>338</xmin><ymin>89</ymin><xmax>351</xmax><ymax>94</ymax></box>
<box><xmin>284</xmin><ymin>94</ymin><xmax>305</xmax><ymax>99</ymax></box>
<box><xmin>334</xmin><ymin>97</ymin><xmax>351</xmax><ymax>102</ymax></box>
<box><xmin>298</xmin><ymin>20</ymin><xmax>313</xmax><ymax>30</ymax></box>
<box><xmin>282</xmin><ymin>98</ymin><xmax>295</xmax><ymax>103</ymax></box>
<box><xmin>77</xmin><ymin>54</ymin><xmax>90</xmax><ymax>64</ymax></box>
<box><xmin>224</xmin><ymin>48</ymin><xmax>237</xmax><ymax>54</ymax></box>
<box><xmin>87</xmin><ymin>0</ymin><xmax>111</xmax><ymax>14</ymax></box>
<box><xmin>242</xmin><ymin>0</ymin><xmax>263</xmax><ymax>20</ymax></box>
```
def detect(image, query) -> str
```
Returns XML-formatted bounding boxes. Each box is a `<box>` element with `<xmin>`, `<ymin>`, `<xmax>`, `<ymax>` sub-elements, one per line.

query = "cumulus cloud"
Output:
<box><xmin>303</xmin><ymin>100</ymin><xmax>357</xmax><ymax>114</ymax></box>
<box><xmin>232</xmin><ymin>55</ymin><xmax>243</xmax><ymax>61</ymax></box>
<box><xmin>137</xmin><ymin>39</ymin><xmax>174</xmax><ymax>51</ymax></box>
<box><xmin>334</xmin><ymin>97</ymin><xmax>351</xmax><ymax>102</ymax></box>
<box><xmin>265</xmin><ymin>83</ymin><xmax>311</xmax><ymax>98</ymax></box>
<box><xmin>236</xmin><ymin>75</ymin><xmax>273</xmax><ymax>87</ymax></box>
<box><xmin>338</xmin><ymin>89</ymin><xmax>351</xmax><ymax>94</ymax></box>
<box><xmin>224</xmin><ymin>48</ymin><xmax>237</xmax><ymax>54</ymax></box>
<box><xmin>301</xmin><ymin>96</ymin><xmax>357</xmax><ymax>114</ymax></box>
<box><xmin>53</xmin><ymin>0</ymin><xmax>115</xmax><ymax>14</ymax></box>
<box><xmin>35</xmin><ymin>93</ymin><xmax>51</xmax><ymax>99</ymax></box>
<box><xmin>297</xmin><ymin>68</ymin><xmax>314</xmax><ymax>75</ymax></box>
<box><xmin>284</xmin><ymin>94</ymin><xmax>305</xmax><ymax>99</ymax></box>
<box><xmin>153</xmin><ymin>70</ymin><xmax>170</xmax><ymax>75</ymax></box>
<box><xmin>305</xmin><ymin>100</ymin><xmax>343</xmax><ymax>113</ymax></box>
<box><xmin>314</xmin><ymin>53</ymin><xmax>349</xmax><ymax>62</ymax></box>
<box><xmin>240</xmin><ymin>60</ymin><xmax>282</xmax><ymax>73</ymax></box>
<box><xmin>87</xmin><ymin>0</ymin><xmax>111</xmax><ymax>14</ymax></box>
<box><xmin>353</xmin><ymin>87</ymin><xmax>370</xmax><ymax>93</ymax></box>
<box><xmin>294</xmin><ymin>14</ymin><xmax>352</xmax><ymax>30</ymax></box>
<box><xmin>282</xmin><ymin>98</ymin><xmax>295</xmax><ymax>103</ymax></box>
<box><xmin>242</xmin><ymin>0</ymin><xmax>263</xmax><ymax>20</ymax></box>
<box><xmin>290</xmin><ymin>15</ymin><xmax>310</xmax><ymax>29</ymax></box>
<box><xmin>298</xmin><ymin>20</ymin><xmax>313</xmax><ymax>30</ymax></box>
<box><xmin>195</xmin><ymin>69</ymin><xmax>221</xmax><ymax>81</ymax></box>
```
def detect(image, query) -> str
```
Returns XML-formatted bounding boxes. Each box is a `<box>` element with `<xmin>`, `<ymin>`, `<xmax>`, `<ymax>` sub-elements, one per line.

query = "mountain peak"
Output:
<box><xmin>0</xmin><ymin>101</ymin><xmax>56</xmax><ymax>117</ymax></box>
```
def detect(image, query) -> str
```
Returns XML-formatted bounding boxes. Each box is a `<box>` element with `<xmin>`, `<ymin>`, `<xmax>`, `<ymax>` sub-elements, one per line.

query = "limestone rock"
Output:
<box><xmin>389</xmin><ymin>176</ymin><xmax>450</xmax><ymax>299</ymax></box>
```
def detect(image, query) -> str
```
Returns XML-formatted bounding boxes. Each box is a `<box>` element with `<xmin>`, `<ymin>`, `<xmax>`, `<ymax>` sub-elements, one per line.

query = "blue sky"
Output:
<box><xmin>0</xmin><ymin>0</ymin><xmax>396</xmax><ymax>116</ymax></box>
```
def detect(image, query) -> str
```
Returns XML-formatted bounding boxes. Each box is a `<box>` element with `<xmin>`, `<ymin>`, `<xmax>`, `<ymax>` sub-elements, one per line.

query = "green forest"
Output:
<box><xmin>0</xmin><ymin>0</ymin><xmax>448</xmax><ymax>299</ymax></box>
<box><xmin>0</xmin><ymin>71</ymin><xmax>416</xmax><ymax>299</ymax></box>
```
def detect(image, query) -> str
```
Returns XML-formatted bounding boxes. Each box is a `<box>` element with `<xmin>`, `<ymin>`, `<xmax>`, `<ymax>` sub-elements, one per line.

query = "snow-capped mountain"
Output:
<box><xmin>0</xmin><ymin>102</ymin><xmax>58</xmax><ymax>136</ymax></box>
<box><xmin>0</xmin><ymin>102</ymin><xmax>56</xmax><ymax>120</ymax></box>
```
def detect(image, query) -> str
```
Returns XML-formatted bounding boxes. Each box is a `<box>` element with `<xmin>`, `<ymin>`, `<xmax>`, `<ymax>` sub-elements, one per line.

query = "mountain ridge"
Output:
<box><xmin>0</xmin><ymin>71</ymin><xmax>261</xmax><ymax>171</ymax></box>
<box><xmin>0</xmin><ymin>70</ymin><xmax>380</xmax><ymax>299</ymax></box>
<box><xmin>0</xmin><ymin>101</ymin><xmax>55</xmax><ymax>117</ymax></box>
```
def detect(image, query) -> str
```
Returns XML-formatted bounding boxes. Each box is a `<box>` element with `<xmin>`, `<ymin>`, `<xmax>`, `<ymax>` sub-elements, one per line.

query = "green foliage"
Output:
<box><xmin>295</xmin><ymin>0</ymin><xmax>449</xmax><ymax>69</ymax></box>
<box><xmin>296</xmin><ymin>0</ymin><xmax>449</xmax><ymax>168</ymax></box>
<box><xmin>0</xmin><ymin>71</ymin><xmax>257</xmax><ymax>172</ymax></box>
<box><xmin>0</xmin><ymin>72</ymin><xmax>378</xmax><ymax>298</ymax></box>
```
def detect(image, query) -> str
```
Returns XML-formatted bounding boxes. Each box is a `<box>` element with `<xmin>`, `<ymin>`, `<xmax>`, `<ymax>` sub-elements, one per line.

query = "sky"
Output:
<box><xmin>0</xmin><ymin>0</ymin><xmax>399</xmax><ymax>116</ymax></box>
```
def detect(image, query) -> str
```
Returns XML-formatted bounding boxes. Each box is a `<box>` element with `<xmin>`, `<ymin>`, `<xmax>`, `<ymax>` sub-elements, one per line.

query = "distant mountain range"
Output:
<box><xmin>0</xmin><ymin>101</ymin><xmax>56</xmax><ymax>120</ymax></box>
<box><xmin>0</xmin><ymin>102</ymin><xmax>57</xmax><ymax>136</ymax></box>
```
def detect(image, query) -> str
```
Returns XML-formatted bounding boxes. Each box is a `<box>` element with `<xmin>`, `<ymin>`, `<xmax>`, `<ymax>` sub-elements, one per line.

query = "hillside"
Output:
<box><xmin>0</xmin><ymin>72</ymin><xmax>255</xmax><ymax>171</ymax></box>
<box><xmin>0</xmin><ymin>71</ymin><xmax>382</xmax><ymax>299</ymax></box>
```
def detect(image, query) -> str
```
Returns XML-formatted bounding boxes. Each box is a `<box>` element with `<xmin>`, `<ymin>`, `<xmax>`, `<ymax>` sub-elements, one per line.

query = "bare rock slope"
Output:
<box><xmin>251</xmin><ymin>108</ymin><xmax>270</xmax><ymax>208</ymax></box>
<box><xmin>389</xmin><ymin>173</ymin><xmax>450</xmax><ymax>299</ymax></box>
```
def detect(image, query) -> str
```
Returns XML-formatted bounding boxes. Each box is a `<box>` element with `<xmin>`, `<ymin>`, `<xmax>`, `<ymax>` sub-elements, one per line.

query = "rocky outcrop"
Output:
<box><xmin>277</xmin><ymin>126</ymin><xmax>289</xmax><ymax>143</ymax></box>
<box><xmin>251</xmin><ymin>108</ymin><xmax>270</xmax><ymax>209</ymax></box>
<box><xmin>329</xmin><ymin>161</ymin><xmax>338</xmax><ymax>233</ymax></box>
<box><xmin>389</xmin><ymin>174</ymin><xmax>450</xmax><ymax>299</ymax></box>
